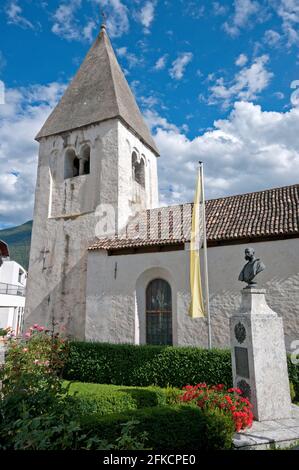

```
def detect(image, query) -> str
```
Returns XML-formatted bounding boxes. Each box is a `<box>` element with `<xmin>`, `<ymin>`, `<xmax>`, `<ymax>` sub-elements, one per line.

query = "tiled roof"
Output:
<box><xmin>89</xmin><ymin>184</ymin><xmax>299</xmax><ymax>251</ymax></box>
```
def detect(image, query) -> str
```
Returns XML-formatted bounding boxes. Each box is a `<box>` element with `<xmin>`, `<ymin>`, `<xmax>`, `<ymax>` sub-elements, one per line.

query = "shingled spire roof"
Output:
<box><xmin>36</xmin><ymin>25</ymin><xmax>159</xmax><ymax>156</ymax></box>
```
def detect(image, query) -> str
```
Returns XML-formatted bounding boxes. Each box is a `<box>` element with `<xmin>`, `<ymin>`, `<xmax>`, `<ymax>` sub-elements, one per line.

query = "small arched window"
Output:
<box><xmin>146</xmin><ymin>279</ymin><xmax>172</xmax><ymax>345</ymax></box>
<box><xmin>64</xmin><ymin>149</ymin><xmax>79</xmax><ymax>179</ymax></box>
<box><xmin>132</xmin><ymin>151</ymin><xmax>145</xmax><ymax>188</ymax></box>
<box><xmin>81</xmin><ymin>144</ymin><xmax>90</xmax><ymax>176</ymax></box>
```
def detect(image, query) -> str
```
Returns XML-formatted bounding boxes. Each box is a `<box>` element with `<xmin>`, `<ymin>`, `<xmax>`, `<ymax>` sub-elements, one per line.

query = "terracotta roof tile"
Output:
<box><xmin>89</xmin><ymin>184</ymin><xmax>299</xmax><ymax>251</ymax></box>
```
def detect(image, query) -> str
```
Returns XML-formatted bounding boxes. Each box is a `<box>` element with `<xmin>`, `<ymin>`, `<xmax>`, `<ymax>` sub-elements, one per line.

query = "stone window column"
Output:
<box><xmin>79</xmin><ymin>158</ymin><xmax>85</xmax><ymax>176</ymax></box>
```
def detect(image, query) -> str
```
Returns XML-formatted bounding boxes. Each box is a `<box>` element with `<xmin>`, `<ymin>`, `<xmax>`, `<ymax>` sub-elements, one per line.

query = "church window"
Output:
<box><xmin>132</xmin><ymin>151</ymin><xmax>145</xmax><ymax>188</ymax></box>
<box><xmin>146</xmin><ymin>279</ymin><xmax>172</xmax><ymax>345</ymax></box>
<box><xmin>73</xmin><ymin>157</ymin><xmax>80</xmax><ymax>176</ymax></box>
<box><xmin>64</xmin><ymin>149</ymin><xmax>79</xmax><ymax>179</ymax></box>
<box><xmin>80</xmin><ymin>144</ymin><xmax>91</xmax><ymax>176</ymax></box>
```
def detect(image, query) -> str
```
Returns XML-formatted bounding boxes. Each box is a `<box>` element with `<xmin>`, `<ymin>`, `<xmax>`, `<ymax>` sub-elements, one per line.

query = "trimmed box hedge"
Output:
<box><xmin>79</xmin><ymin>404</ymin><xmax>235</xmax><ymax>450</ymax></box>
<box><xmin>63</xmin><ymin>342</ymin><xmax>233</xmax><ymax>388</ymax></box>
<box><xmin>66</xmin><ymin>381</ymin><xmax>181</xmax><ymax>416</ymax></box>
<box><xmin>63</xmin><ymin>342</ymin><xmax>299</xmax><ymax>399</ymax></box>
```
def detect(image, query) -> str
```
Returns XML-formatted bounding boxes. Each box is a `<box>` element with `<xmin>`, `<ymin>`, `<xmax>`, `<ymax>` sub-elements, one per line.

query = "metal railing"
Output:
<box><xmin>0</xmin><ymin>282</ymin><xmax>25</xmax><ymax>297</ymax></box>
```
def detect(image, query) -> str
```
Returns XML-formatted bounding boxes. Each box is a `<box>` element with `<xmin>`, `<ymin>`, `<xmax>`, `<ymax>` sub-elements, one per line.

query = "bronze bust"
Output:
<box><xmin>238</xmin><ymin>247</ymin><xmax>265</xmax><ymax>288</ymax></box>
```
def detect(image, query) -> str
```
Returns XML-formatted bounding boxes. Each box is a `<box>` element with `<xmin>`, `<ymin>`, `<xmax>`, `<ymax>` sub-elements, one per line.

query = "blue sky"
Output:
<box><xmin>0</xmin><ymin>0</ymin><xmax>299</xmax><ymax>228</ymax></box>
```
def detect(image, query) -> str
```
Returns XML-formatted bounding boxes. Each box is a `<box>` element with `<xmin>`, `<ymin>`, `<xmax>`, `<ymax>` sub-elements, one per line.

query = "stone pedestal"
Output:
<box><xmin>230</xmin><ymin>288</ymin><xmax>292</xmax><ymax>421</ymax></box>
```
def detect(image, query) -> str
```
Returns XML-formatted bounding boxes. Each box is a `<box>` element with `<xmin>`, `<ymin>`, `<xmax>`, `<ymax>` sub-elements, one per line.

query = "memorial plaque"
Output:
<box><xmin>235</xmin><ymin>347</ymin><xmax>250</xmax><ymax>378</ymax></box>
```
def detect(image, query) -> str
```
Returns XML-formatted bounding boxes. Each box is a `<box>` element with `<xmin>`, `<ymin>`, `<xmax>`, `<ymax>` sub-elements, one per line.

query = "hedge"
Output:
<box><xmin>63</xmin><ymin>342</ymin><xmax>299</xmax><ymax>399</ymax></box>
<box><xmin>63</xmin><ymin>342</ymin><xmax>233</xmax><ymax>388</ymax></box>
<box><xmin>65</xmin><ymin>381</ymin><xmax>181</xmax><ymax>416</ymax></box>
<box><xmin>288</xmin><ymin>357</ymin><xmax>299</xmax><ymax>400</ymax></box>
<box><xmin>79</xmin><ymin>405</ymin><xmax>235</xmax><ymax>450</ymax></box>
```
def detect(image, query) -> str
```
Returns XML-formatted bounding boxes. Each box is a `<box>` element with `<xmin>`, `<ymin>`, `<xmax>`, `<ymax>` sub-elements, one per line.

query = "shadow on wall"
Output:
<box><xmin>25</xmin><ymin>252</ymin><xmax>89</xmax><ymax>340</ymax></box>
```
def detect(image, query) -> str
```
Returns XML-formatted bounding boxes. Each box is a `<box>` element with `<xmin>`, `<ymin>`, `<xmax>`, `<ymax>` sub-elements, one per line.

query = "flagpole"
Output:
<box><xmin>199</xmin><ymin>161</ymin><xmax>212</xmax><ymax>349</ymax></box>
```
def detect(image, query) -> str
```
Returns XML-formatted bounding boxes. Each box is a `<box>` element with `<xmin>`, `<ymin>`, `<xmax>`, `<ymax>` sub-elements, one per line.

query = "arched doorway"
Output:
<box><xmin>146</xmin><ymin>279</ymin><xmax>172</xmax><ymax>345</ymax></box>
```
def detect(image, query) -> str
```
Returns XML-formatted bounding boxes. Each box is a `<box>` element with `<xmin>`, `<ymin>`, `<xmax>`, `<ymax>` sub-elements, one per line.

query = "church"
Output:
<box><xmin>25</xmin><ymin>23</ymin><xmax>299</xmax><ymax>352</ymax></box>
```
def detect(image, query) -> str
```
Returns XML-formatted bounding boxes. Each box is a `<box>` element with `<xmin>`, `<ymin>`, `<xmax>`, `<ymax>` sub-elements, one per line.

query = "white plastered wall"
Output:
<box><xmin>85</xmin><ymin>238</ymin><xmax>299</xmax><ymax>351</ymax></box>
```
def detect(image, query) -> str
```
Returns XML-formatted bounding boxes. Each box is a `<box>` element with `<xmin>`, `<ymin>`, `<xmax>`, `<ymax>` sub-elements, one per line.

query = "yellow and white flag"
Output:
<box><xmin>189</xmin><ymin>169</ymin><xmax>205</xmax><ymax>318</ymax></box>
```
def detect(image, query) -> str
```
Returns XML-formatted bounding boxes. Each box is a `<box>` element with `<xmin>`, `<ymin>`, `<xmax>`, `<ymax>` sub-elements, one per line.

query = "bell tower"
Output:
<box><xmin>25</xmin><ymin>23</ymin><xmax>159</xmax><ymax>338</ymax></box>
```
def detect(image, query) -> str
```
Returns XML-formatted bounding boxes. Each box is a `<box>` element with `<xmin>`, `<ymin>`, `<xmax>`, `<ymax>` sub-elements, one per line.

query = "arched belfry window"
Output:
<box><xmin>64</xmin><ymin>145</ymin><xmax>90</xmax><ymax>179</ymax></box>
<box><xmin>81</xmin><ymin>144</ymin><xmax>90</xmax><ymax>175</ymax></box>
<box><xmin>64</xmin><ymin>149</ymin><xmax>78</xmax><ymax>179</ymax></box>
<box><xmin>146</xmin><ymin>279</ymin><xmax>172</xmax><ymax>345</ymax></box>
<box><xmin>132</xmin><ymin>151</ymin><xmax>145</xmax><ymax>188</ymax></box>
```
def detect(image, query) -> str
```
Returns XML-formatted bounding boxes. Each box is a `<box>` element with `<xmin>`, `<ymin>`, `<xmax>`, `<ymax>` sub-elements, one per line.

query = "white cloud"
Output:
<box><xmin>83</xmin><ymin>20</ymin><xmax>97</xmax><ymax>42</ymax></box>
<box><xmin>147</xmin><ymin>102</ymin><xmax>299</xmax><ymax>206</ymax></box>
<box><xmin>270</xmin><ymin>0</ymin><xmax>299</xmax><ymax>47</ymax></box>
<box><xmin>264</xmin><ymin>28</ymin><xmax>282</xmax><ymax>46</ymax></box>
<box><xmin>140</xmin><ymin>96</ymin><xmax>159</xmax><ymax>108</ymax></box>
<box><xmin>0</xmin><ymin>52</ymin><xmax>6</xmax><ymax>73</ymax></box>
<box><xmin>154</xmin><ymin>54</ymin><xmax>168</xmax><ymax>70</ymax></box>
<box><xmin>2</xmin><ymin>83</ymin><xmax>299</xmax><ymax>227</ymax></box>
<box><xmin>51</xmin><ymin>0</ymin><xmax>129</xmax><ymax>41</ymax></box>
<box><xmin>209</xmin><ymin>55</ymin><xmax>273</xmax><ymax>108</ymax></box>
<box><xmin>136</xmin><ymin>1</ymin><xmax>156</xmax><ymax>33</ymax></box>
<box><xmin>116</xmin><ymin>47</ymin><xmax>140</xmax><ymax>68</ymax></box>
<box><xmin>169</xmin><ymin>52</ymin><xmax>193</xmax><ymax>80</ymax></box>
<box><xmin>235</xmin><ymin>53</ymin><xmax>248</xmax><ymax>66</ymax></box>
<box><xmin>223</xmin><ymin>0</ymin><xmax>261</xmax><ymax>36</ymax></box>
<box><xmin>185</xmin><ymin>2</ymin><xmax>205</xmax><ymax>19</ymax></box>
<box><xmin>143</xmin><ymin>109</ymin><xmax>180</xmax><ymax>133</ymax></box>
<box><xmin>52</xmin><ymin>0</ymin><xmax>82</xmax><ymax>41</ymax></box>
<box><xmin>93</xmin><ymin>0</ymin><xmax>129</xmax><ymax>38</ymax></box>
<box><xmin>0</xmin><ymin>82</ymin><xmax>66</xmax><ymax>227</ymax></box>
<box><xmin>213</xmin><ymin>2</ymin><xmax>228</xmax><ymax>16</ymax></box>
<box><xmin>6</xmin><ymin>1</ymin><xmax>34</xmax><ymax>29</ymax></box>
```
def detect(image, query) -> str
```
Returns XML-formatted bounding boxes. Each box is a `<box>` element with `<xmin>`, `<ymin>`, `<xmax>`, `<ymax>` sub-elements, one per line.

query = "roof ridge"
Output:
<box><xmin>102</xmin><ymin>30</ymin><xmax>121</xmax><ymax>118</ymax></box>
<box><xmin>206</xmin><ymin>182</ymin><xmax>299</xmax><ymax>203</ymax></box>
<box><xmin>145</xmin><ymin>182</ymin><xmax>299</xmax><ymax>213</ymax></box>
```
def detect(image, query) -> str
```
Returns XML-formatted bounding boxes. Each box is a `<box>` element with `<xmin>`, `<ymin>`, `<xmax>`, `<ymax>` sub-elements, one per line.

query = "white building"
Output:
<box><xmin>25</xmin><ymin>23</ymin><xmax>299</xmax><ymax>351</ymax></box>
<box><xmin>0</xmin><ymin>240</ymin><xmax>26</xmax><ymax>335</ymax></box>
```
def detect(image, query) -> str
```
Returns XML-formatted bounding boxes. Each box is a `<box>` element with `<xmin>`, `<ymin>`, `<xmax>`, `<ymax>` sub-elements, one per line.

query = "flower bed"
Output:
<box><xmin>180</xmin><ymin>383</ymin><xmax>254</xmax><ymax>432</ymax></box>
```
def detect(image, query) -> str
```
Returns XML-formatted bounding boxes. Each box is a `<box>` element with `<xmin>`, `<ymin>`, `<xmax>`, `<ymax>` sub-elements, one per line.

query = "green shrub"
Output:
<box><xmin>79</xmin><ymin>404</ymin><xmax>234</xmax><ymax>450</ymax></box>
<box><xmin>64</xmin><ymin>342</ymin><xmax>299</xmax><ymax>394</ymax></box>
<box><xmin>63</xmin><ymin>342</ymin><xmax>233</xmax><ymax>388</ymax></box>
<box><xmin>0</xmin><ymin>326</ymin><xmax>80</xmax><ymax>450</ymax></box>
<box><xmin>290</xmin><ymin>382</ymin><xmax>296</xmax><ymax>402</ymax></box>
<box><xmin>288</xmin><ymin>357</ymin><xmax>299</xmax><ymax>401</ymax></box>
<box><xmin>66</xmin><ymin>382</ymin><xmax>171</xmax><ymax>416</ymax></box>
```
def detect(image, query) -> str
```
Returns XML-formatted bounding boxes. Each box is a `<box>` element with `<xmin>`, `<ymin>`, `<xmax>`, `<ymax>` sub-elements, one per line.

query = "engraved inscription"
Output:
<box><xmin>235</xmin><ymin>346</ymin><xmax>250</xmax><ymax>379</ymax></box>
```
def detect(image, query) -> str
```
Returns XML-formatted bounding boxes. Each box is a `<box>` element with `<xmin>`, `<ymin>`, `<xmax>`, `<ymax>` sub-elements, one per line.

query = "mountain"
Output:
<box><xmin>0</xmin><ymin>220</ymin><xmax>32</xmax><ymax>270</ymax></box>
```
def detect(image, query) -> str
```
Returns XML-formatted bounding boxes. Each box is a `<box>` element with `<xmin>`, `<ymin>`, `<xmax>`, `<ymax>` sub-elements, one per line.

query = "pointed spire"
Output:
<box><xmin>36</xmin><ymin>12</ymin><xmax>159</xmax><ymax>156</ymax></box>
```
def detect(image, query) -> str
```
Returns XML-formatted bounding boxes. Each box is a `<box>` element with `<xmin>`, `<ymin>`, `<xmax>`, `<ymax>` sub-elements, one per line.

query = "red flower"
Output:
<box><xmin>181</xmin><ymin>382</ymin><xmax>254</xmax><ymax>432</ymax></box>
